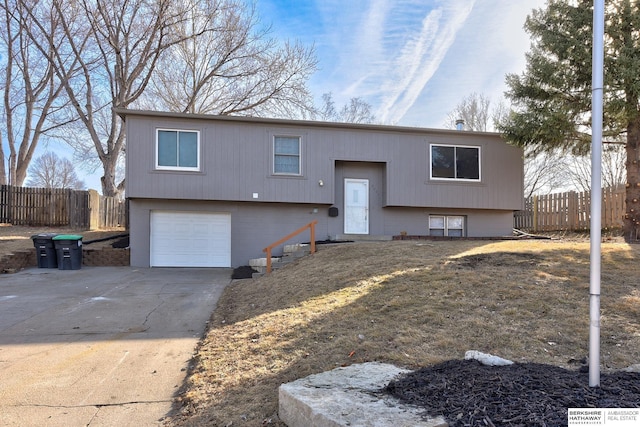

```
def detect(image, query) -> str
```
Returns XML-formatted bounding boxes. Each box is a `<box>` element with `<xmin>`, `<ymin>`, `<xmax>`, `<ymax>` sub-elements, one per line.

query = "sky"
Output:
<box><xmin>256</xmin><ymin>0</ymin><xmax>546</xmax><ymax>127</ymax></box>
<box><xmin>14</xmin><ymin>0</ymin><xmax>546</xmax><ymax>193</ymax></box>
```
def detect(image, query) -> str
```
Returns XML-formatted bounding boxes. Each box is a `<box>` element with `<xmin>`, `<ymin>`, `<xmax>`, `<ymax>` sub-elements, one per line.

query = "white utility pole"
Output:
<box><xmin>589</xmin><ymin>0</ymin><xmax>604</xmax><ymax>388</ymax></box>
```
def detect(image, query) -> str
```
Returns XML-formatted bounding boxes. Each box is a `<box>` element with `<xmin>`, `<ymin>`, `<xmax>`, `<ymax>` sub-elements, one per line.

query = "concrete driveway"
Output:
<box><xmin>0</xmin><ymin>266</ymin><xmax>231</xmax><ymax>427</ymax></box>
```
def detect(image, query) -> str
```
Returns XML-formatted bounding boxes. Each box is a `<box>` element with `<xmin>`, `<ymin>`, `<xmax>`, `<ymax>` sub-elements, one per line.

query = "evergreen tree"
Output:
<box><xmin>499</xmin><ymin>0</ymin><xmax>640</xmax><ymax>240</ymax></box>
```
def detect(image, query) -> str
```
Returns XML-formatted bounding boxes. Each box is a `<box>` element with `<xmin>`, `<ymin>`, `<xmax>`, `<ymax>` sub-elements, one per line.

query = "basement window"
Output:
<box><xmin>429</xmin><ymin>215</ymin><xmax>465</xmax><ymax>237</ymax></box>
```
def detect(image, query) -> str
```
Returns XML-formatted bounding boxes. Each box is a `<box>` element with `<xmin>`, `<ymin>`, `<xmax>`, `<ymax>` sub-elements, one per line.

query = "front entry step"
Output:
<box><xmin>249</xmin><ymin>243</ymin><xmax>311</xmax><ymax>277</ymax></box>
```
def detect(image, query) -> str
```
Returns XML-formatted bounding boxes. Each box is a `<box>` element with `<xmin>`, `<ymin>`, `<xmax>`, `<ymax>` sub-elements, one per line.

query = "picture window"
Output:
<box><xmin>431</xmin><ymin>144</ymin><xmax>480</xmax><ymax>181</ymax></box>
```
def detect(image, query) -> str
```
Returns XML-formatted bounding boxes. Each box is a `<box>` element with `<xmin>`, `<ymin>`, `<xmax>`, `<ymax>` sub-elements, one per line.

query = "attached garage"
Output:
<box><xmin>150</xmin><ymin>211</ymin><xmax>231</xmax><ymax>267</ymax></box>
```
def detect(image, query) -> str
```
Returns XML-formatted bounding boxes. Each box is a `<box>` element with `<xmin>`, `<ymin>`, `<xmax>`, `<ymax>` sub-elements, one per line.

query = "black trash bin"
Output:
<box><xmin>52</xmin><ymin>234</ymin><xmax>83</xmax><ymax>270</ymax></box>
<box><xmin>31</xmin><ymin>233</ymin><xmax>59</xmax><ymax>268</ymax></box>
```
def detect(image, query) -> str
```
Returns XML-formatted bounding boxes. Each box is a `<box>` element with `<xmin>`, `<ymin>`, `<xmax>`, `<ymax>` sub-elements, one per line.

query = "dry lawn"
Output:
<box><xmin>167</xmin><ymin>238</ymin><xmax>640</xmax><ymax>426</ymax></box>
<box><xmin>2</xmin><ymin>226</ymin><xmax>636</xmax><ymax>424</ymax></box>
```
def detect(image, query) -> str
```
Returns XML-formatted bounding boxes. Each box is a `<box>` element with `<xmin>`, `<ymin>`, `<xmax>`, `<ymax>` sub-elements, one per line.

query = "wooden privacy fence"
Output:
<box><xmin>0</xmin><ymin>185</ymin><xmax>127</xmax><ymax>229</ymax></box>
<box><xmin>514</xmin><ymin>186</ymin><xmax>625</xmax><ymax>232</ymax></box>
<box><xmin>98</xmin><ymin>195</ymin><xmax>128</xmax><ymax>229</ymax></box>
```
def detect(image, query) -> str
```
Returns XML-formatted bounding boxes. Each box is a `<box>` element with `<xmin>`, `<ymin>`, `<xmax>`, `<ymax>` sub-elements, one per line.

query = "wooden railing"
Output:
<box><xmin>262</xmin><ymin>220</ymin><xmax>317</xmax><ymax>274</ymax></box>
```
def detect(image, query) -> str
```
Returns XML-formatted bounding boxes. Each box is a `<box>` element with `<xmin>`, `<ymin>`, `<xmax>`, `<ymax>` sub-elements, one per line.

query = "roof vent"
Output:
<box><xmin>455</xmin><ymin>119</ymin><xmax>465</xmax><ymax>131</ymax></box>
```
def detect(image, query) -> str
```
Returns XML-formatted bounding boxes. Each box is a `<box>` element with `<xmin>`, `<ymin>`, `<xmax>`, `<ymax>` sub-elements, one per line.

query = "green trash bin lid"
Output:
<box><xmin>52</xmin><ymin>234</ymin><xmax>83</xmax><ymax>241</ymax></box>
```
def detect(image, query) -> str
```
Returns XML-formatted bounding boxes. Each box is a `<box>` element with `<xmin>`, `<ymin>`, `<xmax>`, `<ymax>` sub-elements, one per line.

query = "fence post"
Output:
<box><xmin>568</xmin><ymin>191</ymin><xmax>577</xmax><ymax>230</ymax></box>
<box><xmin>615</xmin><ymin>186</ymin><xmax>625</xmax><ymax>228</ymax></box>
<box><xmin>0</xmin><ymin>185</ymin><xmax>7</xmax><ymax>223</ymax></box>
<box><xmin>533</xmin><ymin>195</ymin><xmax>539</xmax><ymax>232</ymax></box>
<box><xmin>88</xmin><ymin>189</ymin><xmax>101</xmax><ymax>230</ymax></box>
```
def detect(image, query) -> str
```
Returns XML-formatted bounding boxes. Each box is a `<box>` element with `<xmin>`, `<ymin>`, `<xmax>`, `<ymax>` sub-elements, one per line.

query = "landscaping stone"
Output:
<box><xmin>464</xmin><ymin>350</ymin><xmax>514</xmax><ymax>366</ymax></box>
<box><xmin>278</xmin><ymin>362</ymin><xmax>448</xmax><ymax>427</ymax></box>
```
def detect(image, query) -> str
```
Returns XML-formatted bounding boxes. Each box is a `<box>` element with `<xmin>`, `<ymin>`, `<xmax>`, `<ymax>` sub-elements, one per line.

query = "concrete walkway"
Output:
<box><xmin>0</xmin><ymin>266</ymin><xmax>231</xmax><ymax>427</ymax></box>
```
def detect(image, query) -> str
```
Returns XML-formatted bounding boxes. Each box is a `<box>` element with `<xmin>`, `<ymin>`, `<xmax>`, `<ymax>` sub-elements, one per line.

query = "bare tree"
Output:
<box><xmin>0</xmin><ymin>134</ymin><xmax>5</xmax><ymax>185</ymax></box>
<box><xmin>0</xmin><ymin>0</ymin><xmax>69</xmax><ymax>186</ymax></box>
<box><xmin>48</xmin><ymin>0</ymin><xmax>193</xmax><ymax>197</ymax></box>
<box><xmin>315</xmin><ymin>93</ymin><xmax>376</xmax><ymax>124</ymax></box>
<box><xmin>26</xmin><ymin>152</ymin><xmax>84</xmax><ymax>189</ymax></box>
<box><xmin>602</xmin><ymin>144</ymin><xmax>626</xmax><ymax>189</ymax></box>
<box><xmin>491</xmin><ymin>99</ymin><xmax>510</xmax><ymax>132</ymax></box>
<box><xmin>566</xmin><ymin>144</ymin><xmax>626</xmax><ymax>193</ymax></box>
<box><xmin>523</xmin><ymin>147</ymin><xmax>570</xmax><ymax>198</ymax></box>
<box><xmin>11</xmin><ymin>0</ymin><xmax>317</xmax><ymax>196</ymax></box>
<box><xmin>142</xmin><ymin>0</ymin><xmax>317</xmax><ymax>118</ymax></box>
<box><xmin>316</xmin><ymin>93</ymin><xmax>337</xmax><ymax>121</ymax></box>
<box><xmin>444</xmin><ymin>92</ymin><xmax>491</xmax><ymax>131</ymax></box>
<box><xmin>9</xmin><ymin>0</ymin><xmax>185</xmax><ymax>195</ymax></box>
<box><xmin>337</xmin><ymin>97</ymin><xmax>376</xmax><ymax>124</ymax></box>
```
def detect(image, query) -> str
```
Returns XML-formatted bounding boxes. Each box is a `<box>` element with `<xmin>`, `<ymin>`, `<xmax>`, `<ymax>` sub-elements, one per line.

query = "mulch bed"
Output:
<box><xmin>385</xmin><ymin>359</ymin><xmax>640</xmax><ymax>426</ymax></box>
<box><xmin>110</xmin><ymin>236</ymin><xmax>129</xmax><ymax>248</ymax></box>
<box><xmin>232</xmin><ymin>265</ymin><xmax>258</xmax><ymax>279</ymax></box>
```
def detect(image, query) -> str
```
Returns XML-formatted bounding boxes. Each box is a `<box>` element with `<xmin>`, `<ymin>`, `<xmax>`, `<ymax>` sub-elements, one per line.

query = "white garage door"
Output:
<box><xmin>150</xmin><ymin>211</ymin><xmax>231</xmax><ymax>267</ymax></box>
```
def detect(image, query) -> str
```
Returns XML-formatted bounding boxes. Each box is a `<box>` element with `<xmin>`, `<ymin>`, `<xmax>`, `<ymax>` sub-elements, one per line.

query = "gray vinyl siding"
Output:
<box><xmin>129</xmin><ymin>199</ymin><xmax>330</xmax><ymax>268</ymax></box>
<box><xmin>121</xmin><ymin>110</ymin><xmax>525</xmax><ymax>267</ymax></box>
<box><xmin>380</xmin><ymin>208</ymin><xmax>514</xmax><ymax>237</ymax></box>
<box><xmin>122</xmin><ymin>110</ymin><xmax>523</xmax><ymax>211</ymax></box>
<box><xmin>126</xmin><ymin>119</ymin><xmax>333</xmax><ymax>204</ymax></box>
<box><xmin>129</xmin><ymin>199</ymin><xmax>516</xmax><ymax>268</ymax></box>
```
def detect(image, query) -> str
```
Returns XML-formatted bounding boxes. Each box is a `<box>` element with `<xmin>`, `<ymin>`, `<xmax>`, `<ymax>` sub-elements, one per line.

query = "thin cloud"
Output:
<box><xmin>263</xmin><ymin>0</ymin><xmax>536</xmax><ymax>127</ymax></box>
<box><xmin>315</xmin><ymin>0</ymin><xmax>475</xmax><ymax>124</ymax></box>
<box><xmin>376</xmin><ymin>1</ymin><xmax>475</xmax><ymax>123</ymax></box>
<box><xmin>399</xmin><ymin>0</ymin><xmax>545</xmax><ymax>128</ymax></box>
<box><xmin>378</xmin><ymin>9</ymin><xmax>443</xmax><ymax>123</ymax></box>
<box><xmin>355</xmin><ymin>0</ymin><xmax>390</xmax><ymax>60</ymax></box>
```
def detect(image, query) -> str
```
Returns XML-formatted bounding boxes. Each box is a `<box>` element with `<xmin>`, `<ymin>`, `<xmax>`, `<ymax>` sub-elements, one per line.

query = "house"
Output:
<box><xmin>117</xmin><ymin>109</ymin><xmax>524</xmax><ymax>268</ymax></box>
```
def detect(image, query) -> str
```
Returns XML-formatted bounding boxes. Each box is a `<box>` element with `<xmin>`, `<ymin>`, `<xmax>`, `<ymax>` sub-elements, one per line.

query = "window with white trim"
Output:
<box><xmin>429</xmin><ymin>215</ymin><xmax>465</xmax><ymax>237</ymax></box>
<box><xmin>430</xmin><ymin>144</ymin><xmax>480</xmax><ymax>181</ymax></box>
<box><xmin>273</xmin><ymin>136</ymin><xmax>301</xmax><ymax>175</ymax></box>
<box><xmin>156</xmin><ymin>129</ymin><xmax>200</xmax><ymax>171</ymax></box>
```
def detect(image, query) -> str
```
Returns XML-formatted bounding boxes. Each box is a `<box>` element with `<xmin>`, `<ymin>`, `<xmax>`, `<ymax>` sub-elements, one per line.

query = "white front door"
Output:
<box><xmin>344</xmin><ymin>178</ymin><xmax>369</xmax><ymax>234</ymax></box>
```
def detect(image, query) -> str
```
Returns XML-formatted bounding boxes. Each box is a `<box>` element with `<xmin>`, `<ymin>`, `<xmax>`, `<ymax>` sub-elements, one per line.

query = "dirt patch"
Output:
<box><xmin>448</xmin><ymin>252</ymin><xmax>544</xmax><ymax>268</ymax></box>
<box><xmin>386</xmin><ymin>359</ymin><xmax>640</xmax><ymax>426</ymax></box>
<box><xmin>0</xmin><ymin>225</ymin><xmax>126</xmax><ymax>256</ymax></box>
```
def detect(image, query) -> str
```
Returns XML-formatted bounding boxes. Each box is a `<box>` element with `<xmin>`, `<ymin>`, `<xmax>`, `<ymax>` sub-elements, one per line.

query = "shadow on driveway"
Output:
<box><xmin>0</xmin><ymin>266</ymin><xmax>231</xmax><ymax>426</ymax></box>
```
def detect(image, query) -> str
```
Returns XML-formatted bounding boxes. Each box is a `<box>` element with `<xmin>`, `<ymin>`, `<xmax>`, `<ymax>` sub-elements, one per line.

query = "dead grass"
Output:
<box><xmin>166</xmin><ymin>239</ymin><xmax>640</xmax><ymax>427</ymax></box>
